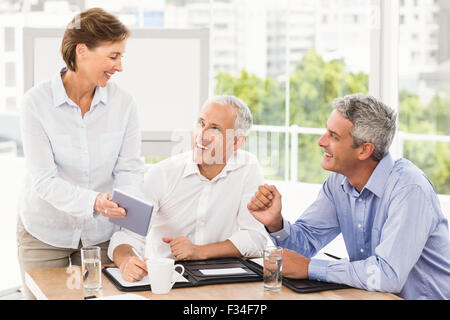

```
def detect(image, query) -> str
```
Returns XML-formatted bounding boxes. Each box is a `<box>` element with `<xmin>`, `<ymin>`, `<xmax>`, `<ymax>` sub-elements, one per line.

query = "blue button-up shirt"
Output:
<box><xmin>270</xmin><ymin>154</ymin><xmax>450</xmax><ymax>300</ymax></box>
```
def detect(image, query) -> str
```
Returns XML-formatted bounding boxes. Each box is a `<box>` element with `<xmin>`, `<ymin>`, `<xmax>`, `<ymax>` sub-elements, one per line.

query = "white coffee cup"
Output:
<box><xmin>147</xmin><ymin>258</ymin><xmax>185</xmax><ymax>294</ymax></box>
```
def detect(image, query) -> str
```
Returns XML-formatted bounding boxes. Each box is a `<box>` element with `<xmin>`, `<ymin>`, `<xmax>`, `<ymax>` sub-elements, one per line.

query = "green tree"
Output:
<box><xmin>425</xmin><ymin>91</ymin><xmax>450</xmax><ymax>136</ymax></box>
<box><xmin>399</xmin><ymin>89</ymin><xmax>450</xmax><ymax>194</ymax></box>
<box><xmin>398</xmin><ymin>90</ymin><xmax>431</xmax><ymax>133</ymax></box>
<box><xmin>215</xmin><ymin>69</ymin><xmax>285</xmax><ymax>125</ymax></box>
<box><xmin>289</xmin><ymin>50</ymin><xmax>368</xmax><ymax>128</ymax></box>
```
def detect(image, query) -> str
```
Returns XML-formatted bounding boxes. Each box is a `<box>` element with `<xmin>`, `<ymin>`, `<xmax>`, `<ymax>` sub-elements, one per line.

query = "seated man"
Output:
<box><xmin>108</xmin><ymin>95</ymin><xmax>268</xmax><ymax>282</ymax></box>
<box><xmin>248</xmin><ymin>93</ymin><xmax>450</xmax><ymax>300</ymax></box>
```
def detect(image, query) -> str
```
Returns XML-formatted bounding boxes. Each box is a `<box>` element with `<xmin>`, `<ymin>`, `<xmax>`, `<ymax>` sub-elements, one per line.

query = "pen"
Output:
<box><xmin>324</xmin><ymin>252</ymin><xmax>341</xmax><ymax>260</ymax></box>
<box><xmin>131</xmin><ymin>247</ymin><xmax>144</xmax><ymax>260</ymax></box>
<box><xmin>84</xmin><ymin>295</ymin><xmax>97</xmax><ymax>300</ymax></box>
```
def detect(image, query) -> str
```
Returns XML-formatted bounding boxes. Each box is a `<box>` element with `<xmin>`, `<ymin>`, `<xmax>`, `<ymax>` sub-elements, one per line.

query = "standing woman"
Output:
<box><xmin>17</xmin><ymin>8</ymin><xmax>144</xmax><ymax>299</ymax></box>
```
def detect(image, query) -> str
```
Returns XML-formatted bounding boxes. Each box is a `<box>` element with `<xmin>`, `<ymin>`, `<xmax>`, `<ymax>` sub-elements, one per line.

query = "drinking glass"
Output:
<box><xmin>263</xmin><ymin>246</ymin><xmax>282</xmax><ymax>292</ymax></box>
<box><xmin>81</xmin><ymin>246</ymin><xmax>102</xmax><ymax>292</ymax></box>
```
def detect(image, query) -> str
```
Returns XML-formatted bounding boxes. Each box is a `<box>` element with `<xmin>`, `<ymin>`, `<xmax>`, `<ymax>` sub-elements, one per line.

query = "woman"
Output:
<box><xmin>17</xmin><ymin>8</ymin><xmax>145</xmax><ymax>299</ymax></box>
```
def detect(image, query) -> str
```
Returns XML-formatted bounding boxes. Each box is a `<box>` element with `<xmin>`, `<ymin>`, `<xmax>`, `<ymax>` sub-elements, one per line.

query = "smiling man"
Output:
<box><xmin>247</xmin><ymin>93</ymin><xmax>450</xmax><ymax>300</ymax></box>
<box><xmin>107</xmin><ymin>95</ymin><xmax>268</xmax><ymax>282</ymax></box>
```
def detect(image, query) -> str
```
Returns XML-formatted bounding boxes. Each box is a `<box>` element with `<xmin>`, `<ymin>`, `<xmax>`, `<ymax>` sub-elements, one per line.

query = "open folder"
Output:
<box><xmin>103</xmin><ymin>258</ymin><xmax>262</xmax><ymax>292</ymax></box>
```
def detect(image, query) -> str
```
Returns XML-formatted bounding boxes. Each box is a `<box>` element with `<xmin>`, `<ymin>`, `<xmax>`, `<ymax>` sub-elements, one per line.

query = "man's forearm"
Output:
<box><xmin>197</xmin><ymin>240</ymin><xmax>241</xmax><ymax>260</ymax></box>
<box><xmin>266</xmin><ymin>218</ymin><xmax>284</xmax><ymax>233</ymax></box>
<box><xmin>113</xmin><ymin>244</ymin><xmax>136</xmax><ymax>267</ymax></box>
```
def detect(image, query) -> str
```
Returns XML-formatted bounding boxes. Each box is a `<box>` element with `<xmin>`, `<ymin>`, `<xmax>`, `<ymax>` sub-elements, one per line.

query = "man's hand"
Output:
<box><xmin>94</xmin><ymin>193</ymin><xmax>126</xmax><ymax>218</ymax></box>
<box><xmin>281</xmin><ymin>248</ymin><xmax>310</xmax><ymax>279</ymax></box>
<box><xmin>247</xmin><ymin>184</ymin><xmax>284</xmax><ymax>233</ymax></box>
<box><xmin>162</xmin><ymin>236</ymin><xmax>204</xmax><ymax>260</ymax></box>
<box><xmin>118</xmin><ymin>254</ymin><xmax>148</xmax><ymax>282</ymax></box>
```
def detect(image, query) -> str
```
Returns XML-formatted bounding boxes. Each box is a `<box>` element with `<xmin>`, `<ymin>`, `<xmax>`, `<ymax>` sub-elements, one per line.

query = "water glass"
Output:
<box><xmin>263</xmin><ymin>246</ymin><xmax>282</xmax><ymax>292</ymax></box>
<box><xmin>81</xmin><ymin>246</ymin><xmax>102</xmax><ymax>292</ymax></box>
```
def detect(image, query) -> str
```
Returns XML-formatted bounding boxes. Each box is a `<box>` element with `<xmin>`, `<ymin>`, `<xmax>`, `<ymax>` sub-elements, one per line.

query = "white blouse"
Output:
<box><xmin>19</xmin><ymin>69</ymin><xmax>145</xmax><ymax>249</ymax></box>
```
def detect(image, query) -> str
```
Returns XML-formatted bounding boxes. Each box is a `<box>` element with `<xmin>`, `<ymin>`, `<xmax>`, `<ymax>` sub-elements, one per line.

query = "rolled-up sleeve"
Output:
<box><xmin>108</xmin><ymin>229</ymin><xmax>146</xmax><ymax>262</ymax></box>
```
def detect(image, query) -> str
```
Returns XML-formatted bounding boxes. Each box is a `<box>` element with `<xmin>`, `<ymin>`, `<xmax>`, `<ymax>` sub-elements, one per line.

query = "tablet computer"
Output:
<box><xmin>109</xmin><ymin>189</ymin><xmax>153</xmax><ymax>237</ymax></box>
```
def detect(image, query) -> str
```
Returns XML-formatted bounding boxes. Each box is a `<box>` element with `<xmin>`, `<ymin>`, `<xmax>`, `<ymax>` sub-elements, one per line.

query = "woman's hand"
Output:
<box><xmin>94</xmin><ymin>193</ymin><xmax>126</xmax><ymax>218</ymax></box>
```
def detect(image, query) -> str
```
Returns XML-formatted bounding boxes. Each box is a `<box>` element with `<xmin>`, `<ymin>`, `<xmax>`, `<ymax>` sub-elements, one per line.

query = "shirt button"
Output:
<box><xmin>276</xmin><ymin>236</ymin><xmax>280</xmax><ymax>239</ymax></box>
<box><xmin>358</xmin><ymin>224</ymin><xmax>362</xmax><ymax>228</ymax></box>
<box><xmin>358</xmin><ymin>198</ymin><xmax>362</xmax><ymax>202</ymax></box>
<box><xmin>360</xmin><ymin>248</ymin><xmax>364</xmax><ymax>253</ymax></box>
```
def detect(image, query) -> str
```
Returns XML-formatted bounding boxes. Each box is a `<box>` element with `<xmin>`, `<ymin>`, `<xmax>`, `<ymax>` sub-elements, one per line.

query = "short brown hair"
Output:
<box><xmin>61</xmin><ymin>8</ymin><xmax>130</xmax><ymax>71</ymax></box>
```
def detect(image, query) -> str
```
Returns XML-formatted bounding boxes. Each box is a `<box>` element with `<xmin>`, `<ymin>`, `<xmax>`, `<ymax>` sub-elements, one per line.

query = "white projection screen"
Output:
<box><xmin>23</xmin><ymin>28</ymin><xmax>209</xmax><ymax>157</ymax></box>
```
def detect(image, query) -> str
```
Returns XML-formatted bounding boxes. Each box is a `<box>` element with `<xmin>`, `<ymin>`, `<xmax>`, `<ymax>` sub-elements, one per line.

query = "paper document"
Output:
<box><xmin>249</xmin><ymin>258</ymin><xmax>263</xmax><ymax>267</ymax></box>
<box><xmin>199</xmin><ymin>268</ymin><xmax>247</xmax><ymax>276</ymax></box>
<box><xmin>106</xmin><ymin>268</ymin><xmax>189</xmax><ymax>288</ymax></box>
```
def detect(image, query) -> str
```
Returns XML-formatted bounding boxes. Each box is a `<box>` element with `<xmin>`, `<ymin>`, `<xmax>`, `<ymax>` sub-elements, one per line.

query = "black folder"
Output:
<box><xmin>244</xmin><ymin>259</ymin><xmax>350</xmax><ymax>293</ymax></box>
<box><xmin>103</xmin><ymin>257</ymin><xmax>262</xmax><ymax>292</ymax></box>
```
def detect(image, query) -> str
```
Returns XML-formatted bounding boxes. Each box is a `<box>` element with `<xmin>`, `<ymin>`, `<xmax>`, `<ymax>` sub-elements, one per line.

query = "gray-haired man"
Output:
<box><xmin>108</xmin><ymin>95</ymin><xmax>268</xmax><ymax>282</ymax></box>
<box><xmin>248</xmin><ymin>93</ymin><xmax>450</xmax><ymax>300</ymax></box>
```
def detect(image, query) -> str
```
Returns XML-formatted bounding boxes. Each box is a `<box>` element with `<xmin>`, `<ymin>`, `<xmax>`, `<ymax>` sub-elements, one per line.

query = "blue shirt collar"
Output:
<box><xmin>364</xmin><ymin>153</ymin><xmax>395</xmax><ymax>197</ymax></box>
<box><xmin>341</xmin><ymin>153</ymin><xmax>395</xmax><ymax>198</ymax></box>
<box><xmin>51</xmin><ymin>68</ymin><xmax>107</xmax><ymax>108</ymax></box>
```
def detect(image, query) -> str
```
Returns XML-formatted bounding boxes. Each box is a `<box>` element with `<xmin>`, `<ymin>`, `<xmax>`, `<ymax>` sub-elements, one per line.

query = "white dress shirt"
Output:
<box><xmin>19</xmin><ymin>69</ymin><xmax>145</xmax><ymax>249</ymax></box>
<box><xmin>108</xmin><ymin>150</ymin><xmax>269</xmax><ymax>260</ymax></box>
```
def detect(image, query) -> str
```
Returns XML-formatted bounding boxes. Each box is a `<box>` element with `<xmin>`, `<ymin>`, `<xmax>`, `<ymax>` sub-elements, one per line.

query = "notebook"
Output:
<box><xmin>109</xmin><ymin>189</ymin><xmax>153</xmax><ymax>236</ymax></box>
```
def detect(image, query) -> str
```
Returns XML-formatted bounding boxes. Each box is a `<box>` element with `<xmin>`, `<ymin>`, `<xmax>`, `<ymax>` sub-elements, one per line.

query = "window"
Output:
<box><xmin>398</xmin><ymin>0</ymin><xmax>450</xmax><ymax>196</ymax></box>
